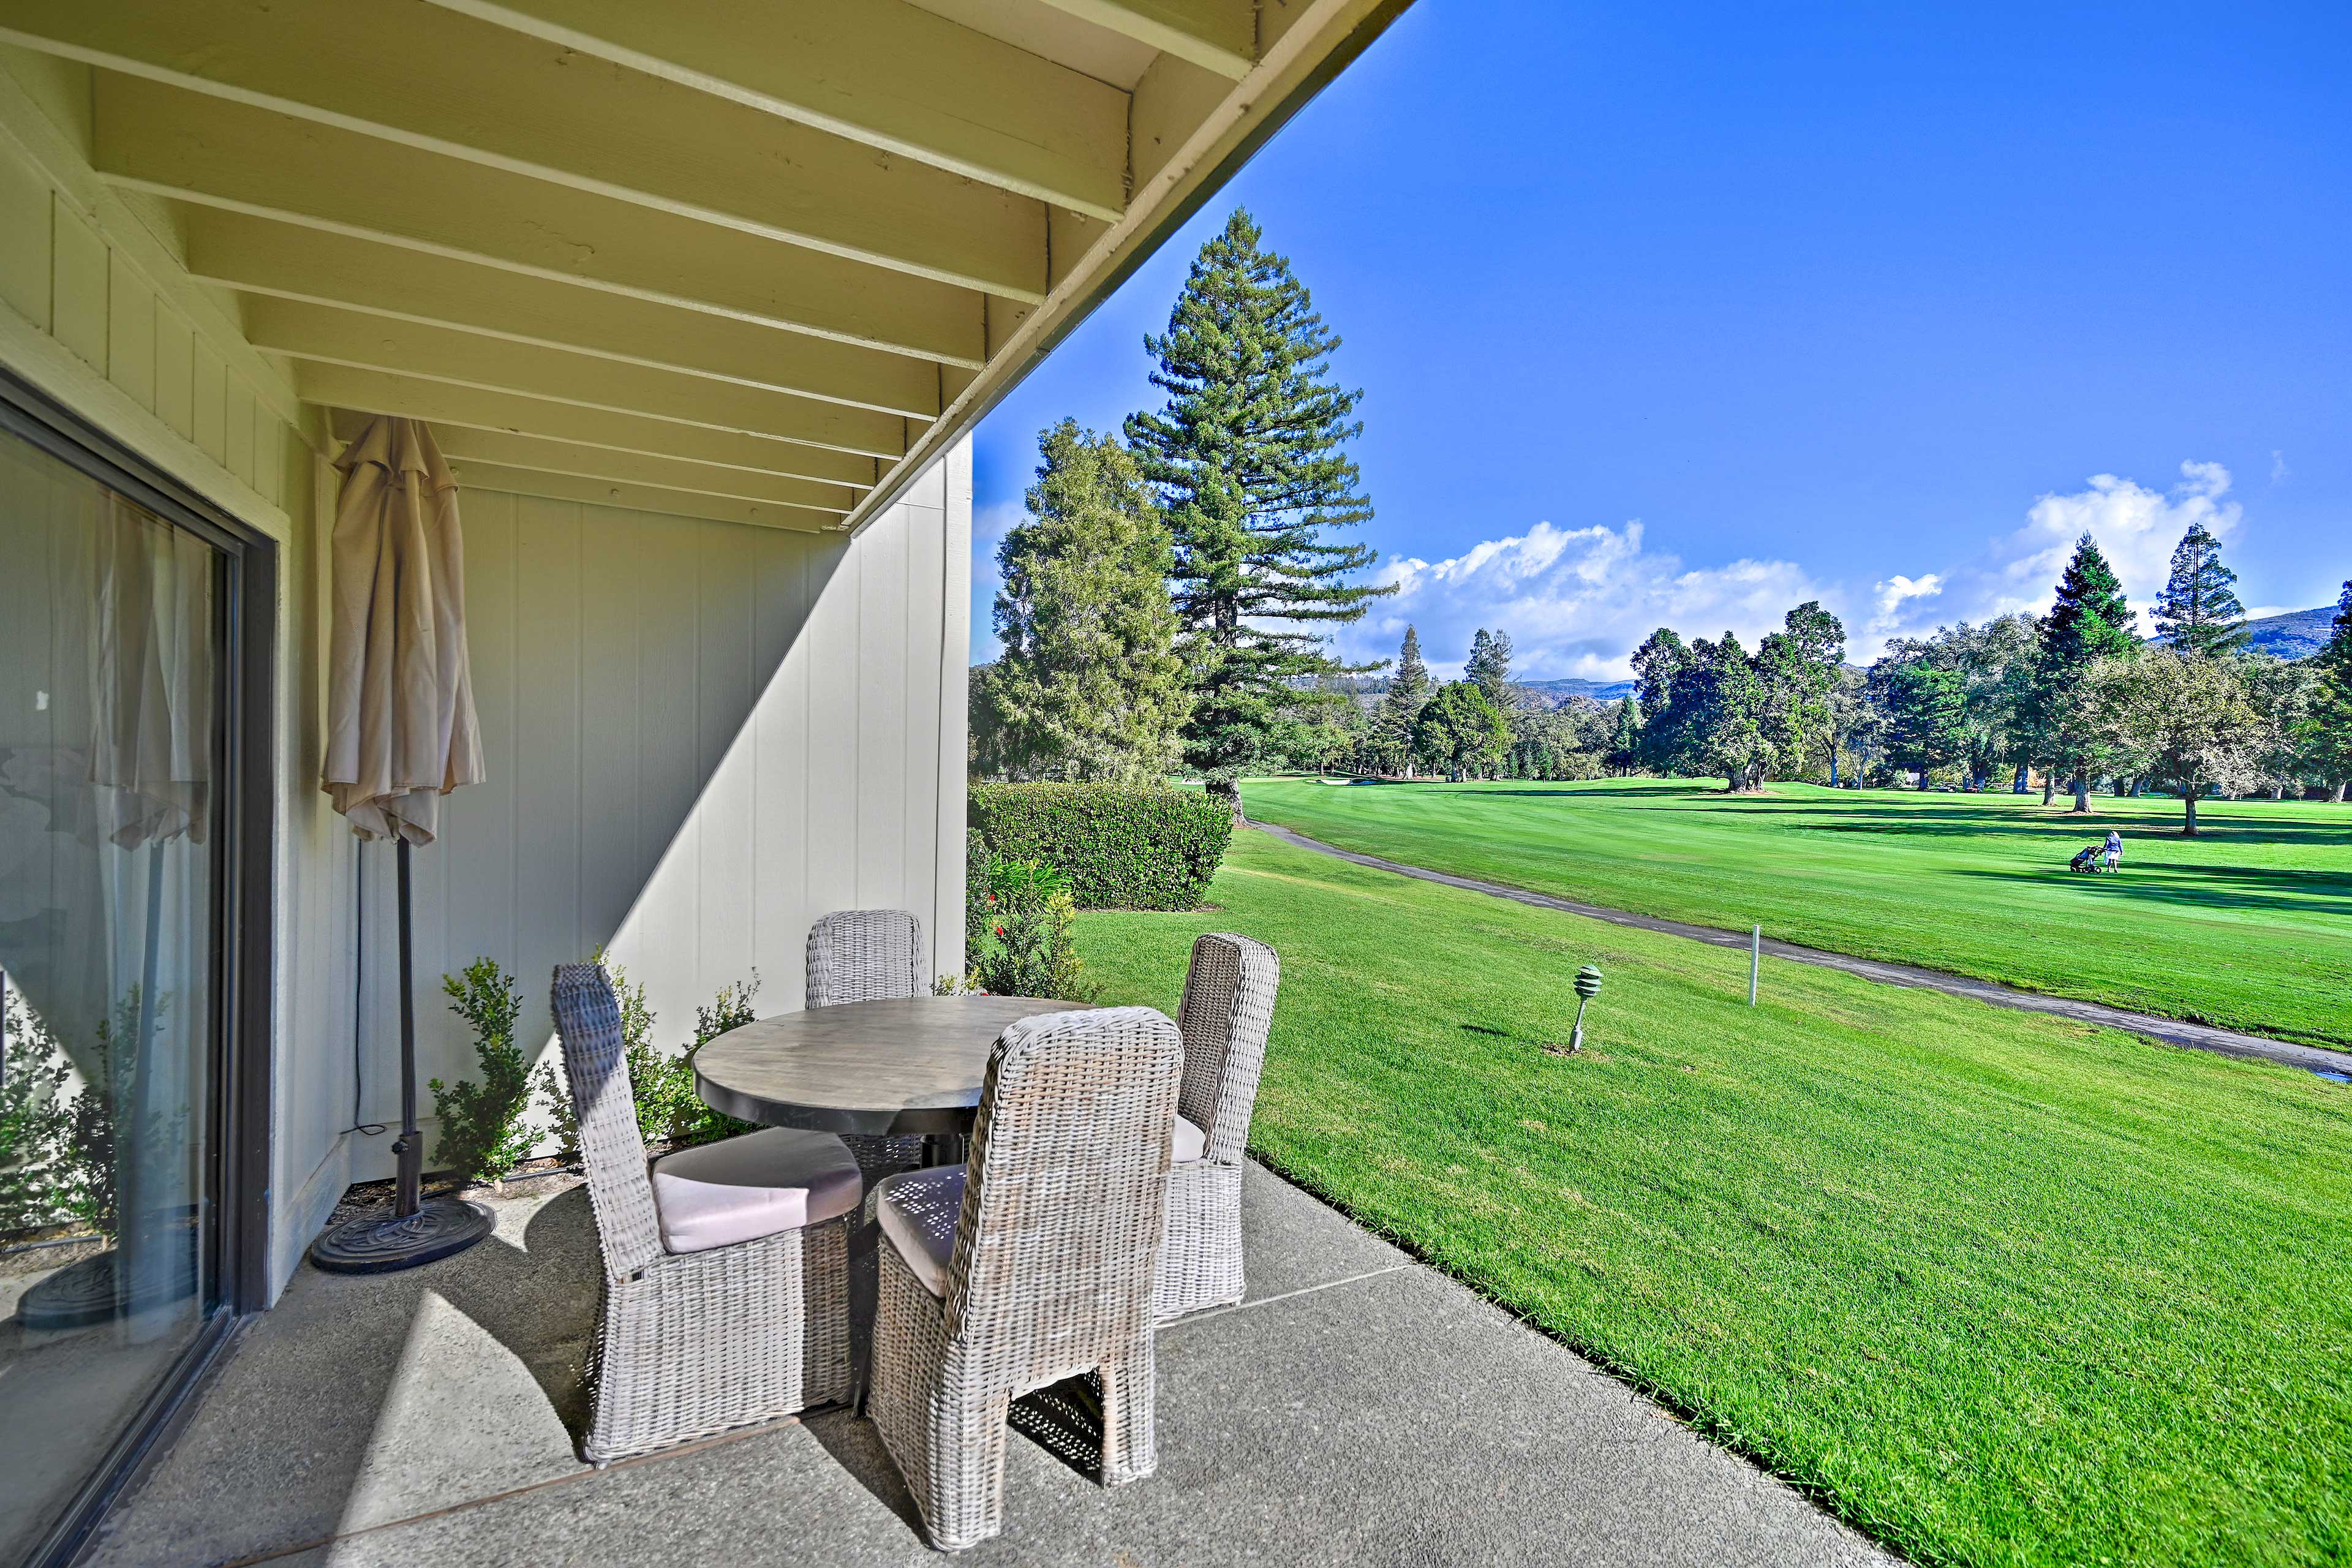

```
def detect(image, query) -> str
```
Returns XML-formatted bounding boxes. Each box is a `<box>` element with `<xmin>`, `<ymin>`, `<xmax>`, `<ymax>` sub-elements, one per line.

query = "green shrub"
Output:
<box><xmin>963</xmin><ymin>829</ymin><xmax>990</xmax><ymax>957</ymax></box>
<box><xmin>968</xmin><ymin>783</ymin><xmax>1231</xmax><ymax>910</ymax></box>
<box><xmin>0</xmin><ymin>990</ymin><xmax>79</xmax><ymax>1233</ymax></box>
<box><xmin>537</xmin><ymin>956</ymin><xmax>761</xmax><ymax>1155</ymax></box>
<box><xmin>432</xmin><ymin>959</ymin><xmax>535</xmax><ymax>1186</ymax></box>
<box><xmin>971</xmin><ymin>859</ymin><xmax>1093</xmax><ymax>1001</ymax></box>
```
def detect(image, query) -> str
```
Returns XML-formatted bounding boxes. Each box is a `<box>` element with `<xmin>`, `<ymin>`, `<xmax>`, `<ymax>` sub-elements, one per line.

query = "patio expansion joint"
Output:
<box><xmin>208</xmin><ymin>1417</ymin><xmax>805</xmax><ymax>1568</ymax></box>
<box><xmin>198</xmin><ymin>1264</ymin><xmax>1420</xmax><ymax>1566</ymax></box>
<box><xmin>1160</xmin><ymin>1261</ymin><xmax>1419</xmax><ymax>1332</ymax></box>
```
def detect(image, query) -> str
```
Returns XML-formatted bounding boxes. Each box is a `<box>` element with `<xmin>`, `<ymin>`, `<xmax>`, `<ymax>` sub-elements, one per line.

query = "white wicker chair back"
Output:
<box><xmin>550</xmin><ymin>963</ymin><xmax>663</xmax><ymax>1279</ymax></box>
<box><xmin>1174</xmin><ymin>933</ymin><xmax>1280</xmax><ymax>1165</ymax></box>
<box><xmin>943</xmin><ymin>1007</ymin><xmax>1182</xmax><ymax>1369</ymax></box>
<box><xmin>805</xmin><ymin>909</ymin><xmax>926</xmax><ymax>1007</ymax></box>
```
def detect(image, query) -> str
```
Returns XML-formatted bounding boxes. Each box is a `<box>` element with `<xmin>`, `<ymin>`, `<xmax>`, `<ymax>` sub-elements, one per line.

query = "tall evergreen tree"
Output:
<box><xmin>2029</xmin><ymin>533</ymin><xmax>2136</xmax><ymax>810</ymax></box>
<box><xmin>1370</xmin><ymin>625</ymin><xmax>1431</xmax><ymax>775</ymax></box>
<box><xmin>1465</xmin><ymin>628</ymin><xmax>1514</xmax><ymax>712</ymax></box>
<box><xmin>2152</xmin><ymin>521</ymin><xmax>2249</xmax><ymax>657</ymax></box>
<box><xmin>2309</xmin><ymin>581</ymin><xmax>2352</xmax><ymax>802</ymax></box>
<box><xmin>1884</xmin><ymin>658</ymin><xmax>1969</xmax><ymax>788</ymax></box>
<box><xmin>1689</xmin><ymin>633</ymin><xmax>1768</xmax><ymax>791</ymax></box>
<box><xmin>1605</xmin><ymin>697</ymin><xmax>1642</xmax><ymax>775</ymax></box>
<box><xmin>1125</xmin><ymin>209</ymin><xmax>1391</xmax><ymax>809</ymax></box>
<box><xmin>971</xmin><ymin>421</ymin><xmax>1187</xmax><ymax>783</ymax></box>
<box><xmin>1630</xmin><ymin>627</ymin><xmax>1696</xmax><ymax>774</ymax></box>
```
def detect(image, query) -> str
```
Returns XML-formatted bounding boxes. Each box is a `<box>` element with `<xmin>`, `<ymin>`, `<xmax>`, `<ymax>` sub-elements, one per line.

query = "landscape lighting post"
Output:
<box><xmin>1570</xmin><ymin>965</ymin><xmax>1603</xmax><ymax>1052</ymax></box>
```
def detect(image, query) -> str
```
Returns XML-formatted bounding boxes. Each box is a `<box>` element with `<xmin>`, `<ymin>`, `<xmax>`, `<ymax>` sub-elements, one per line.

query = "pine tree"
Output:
<box><xmin>2152</xmin><ymin>521</ymin><xmax>2250</xmax><ymax>657</ymax></box>
<box><xmin>2029</xmin><ymin>533</ymin><xmax>2136</xmax><ymax>810</ymax></box>
<box><xmin>1465</xmin><ymin>629</ymin><xmax>1513</xmax><ymax>712</ymax></box>
<box><xmin>1125</xmin><ymin>209</ymin><xmax>1391</xmax><ymax>809</ymax></box>
<box><xmin>1370</xmin><ymin>625</ymin><xmax>1431</xmax><ymax>775</ymax></box>
<box><xmin>1691</xmin><ymin>633</ymin><xmax>1768</xmax><ymax>791</ymax></box>
<box><xmin>1885</xmin><ymin>658</ymin><xmax>1969</xmax><ymax>788</ymax></box>
<box><xmin>1605</xmin><ymin>697</ymin><xmax>1642</xmax><ymax>775</ymax></box>
<box><xmin>972</xmin><ymin>421</ymin><xmax>1188</xmax><ymax>783</ymax></box>
<box><xmin>2309</xmin><ymin>580</ymin><xmax>2352</xmax><ymax>802</ymax></box>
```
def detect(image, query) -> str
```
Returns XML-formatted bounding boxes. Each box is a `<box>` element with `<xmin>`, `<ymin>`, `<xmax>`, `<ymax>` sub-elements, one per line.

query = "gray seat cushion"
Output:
<box><xmin>650</xmin><ymin>1126</ymin><xmax>862</xmax><ymax>1254</ymax></box>
<box><xmin>876</xmin><ymin>1166</ymin><xmax>964</xmax><ymax>1297</ymax></box>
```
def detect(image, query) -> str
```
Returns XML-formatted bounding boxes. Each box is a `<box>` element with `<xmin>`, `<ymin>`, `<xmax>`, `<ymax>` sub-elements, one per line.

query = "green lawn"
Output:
<box><xmin>1236</xmin><ymin>776</ymin><xmax>2352</xmax><ymax>1047</ymax></box>
<box><xmin>1078</xmin><ymin>830</ymin><xmax>2352</xmax><ymax>1567</ymax></box>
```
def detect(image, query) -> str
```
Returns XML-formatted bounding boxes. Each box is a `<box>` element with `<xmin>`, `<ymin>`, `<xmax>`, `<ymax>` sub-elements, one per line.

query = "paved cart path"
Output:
<box><xmin>1250</xmin><ymin>821</ymin><xmax>2352</xmax><ymax>1081</ymax></box>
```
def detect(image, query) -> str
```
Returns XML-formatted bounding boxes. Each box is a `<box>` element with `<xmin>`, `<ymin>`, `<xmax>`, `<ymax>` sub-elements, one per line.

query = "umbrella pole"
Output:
<box><xmin>393</xmin><ymin>836</ymin><xmax>421</xmax><ymax>1219</ymax></box>
<box><xmin>307</xmin><ymin>834</ymin><xmax>492</xmax><ymax>1274</ymax></box>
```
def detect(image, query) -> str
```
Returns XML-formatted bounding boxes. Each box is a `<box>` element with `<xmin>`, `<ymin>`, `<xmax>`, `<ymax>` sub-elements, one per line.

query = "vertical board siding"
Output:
<box><xmin>352</xmin><ymin>460</ymin><xmax>968</xmax><ymax>1172</ymax></box>
<box><xmin>0</xmin><ymin>146</ymin><xmax>50</xmax><ymax>326</ymax></box>
<box><xmin>47</xmin><ymin>197</ymin><xmax>105</xmax><ymax>369</ymax></box>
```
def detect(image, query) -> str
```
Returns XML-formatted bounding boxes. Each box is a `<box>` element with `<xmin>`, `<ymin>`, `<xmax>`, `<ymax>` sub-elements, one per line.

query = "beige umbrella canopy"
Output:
<box><xmin>311</xmin><ymin>415</ymin><xmax>494</xmax><ymax>1265</ymax></box>
<box><xmin>322</xmin><ymin>415</ymin><xmax>483</xmax><ymax>843</ymax></box>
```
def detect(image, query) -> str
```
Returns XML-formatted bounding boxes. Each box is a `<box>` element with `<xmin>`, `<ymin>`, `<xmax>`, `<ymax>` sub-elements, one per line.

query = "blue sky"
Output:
<box><xmin>970</xmin><ymin>1</ymin><xmax>2351</xmax><ymax>679</ymax></box>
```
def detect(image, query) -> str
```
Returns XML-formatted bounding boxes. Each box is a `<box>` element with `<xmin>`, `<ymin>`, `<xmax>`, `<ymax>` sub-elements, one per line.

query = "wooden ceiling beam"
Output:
<box><xmin>91</xmin><ymin>78</ymin><xmax>990</xmax><ymax>368</ymax></box>
<box><xmin>415</xmin><ymin>424</ymin><xmax>861</xmax><ymax>515</ymax></box>
<box><xmin>0</xmin><ymin>0</ymin><xmax>1052</xmax><ymax>298</ymax></box>
<box><xmin>444</xmin><ymin>459</ymin><xmax>839</xmax><ymax>532</ymax></box>
<box><xmin>300</xmin><ymin>365</ymin><xmax>886</xmax><ymax>491</ymax></box>
<box><xmin>243</xmin><ymin>296</ymin><xmax>911</xmax><ymax>460</ymax></box>
<box><xmin>421</xmin><ymin>0</ymin><xmax>1131</xmax><ymax>219</ymax></box>
<box><xmin>1029</xmin><ymin>0</ymin><xmax>1256</xmax><ymax>80</ymax></box>
<box><xmin>187</xmin><ymin>212</ymin><xmax>946</xmax><ymax>420</ymax></box>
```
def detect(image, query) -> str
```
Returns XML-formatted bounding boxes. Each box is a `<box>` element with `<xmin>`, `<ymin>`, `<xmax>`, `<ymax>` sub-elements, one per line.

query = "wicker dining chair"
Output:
<box><xmin>806</xmin><ymin>909</ymin><xmax>931</xmax><ymax>1176</ymax></box>
<box><xmin>1156</xmin><ymin>932</ymin><xmax>1280</xmax><ymax>1321</ymax></box>
<box><xmin>549</xmin><ymin>964</ymin><xmax>860</xmax><ymax>1464</ymax></box>
<box><xmin>865</xmin><ymin>1006</ymin><xmax>1183</xmax><ymax>1552</ymax></box>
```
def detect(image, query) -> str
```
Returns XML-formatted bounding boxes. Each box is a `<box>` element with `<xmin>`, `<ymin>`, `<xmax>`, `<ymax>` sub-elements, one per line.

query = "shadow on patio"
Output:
<box><xmin>83</xmin><ymin>1168</ymin><xmax>1890</xmax><ymax>1568</ymax></box>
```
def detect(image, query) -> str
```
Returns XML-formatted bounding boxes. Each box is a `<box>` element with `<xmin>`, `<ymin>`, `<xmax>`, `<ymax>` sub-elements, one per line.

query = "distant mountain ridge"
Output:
<box><xmin>1518</xmin><ymin>676</ymin><xmax>1636</xmax><ymax>704</ymax></box>
<box><xmin>2146</xmin><ymin>605</ymin><xmax>2335</xmax><ymax>660</ymax></box>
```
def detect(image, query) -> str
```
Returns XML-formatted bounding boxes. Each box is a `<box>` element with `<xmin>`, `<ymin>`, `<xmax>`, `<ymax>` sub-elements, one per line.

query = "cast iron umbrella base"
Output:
<box><xmin>309</xmin><ymin>840</ymin><xmax>493</xmax><ymax>1276</ymax></box>
<box><xmin>309</xmin><ymin>1197</ymin><xmax>493</xmax><ymax>1275</ymax></box>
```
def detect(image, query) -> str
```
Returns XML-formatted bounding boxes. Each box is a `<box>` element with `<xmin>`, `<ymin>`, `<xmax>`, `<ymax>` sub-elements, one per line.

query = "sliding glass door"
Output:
<box><xmin>0</xmin><ymin>406</ymin><xmax>249</xmax><ymax>1567</ymax></box>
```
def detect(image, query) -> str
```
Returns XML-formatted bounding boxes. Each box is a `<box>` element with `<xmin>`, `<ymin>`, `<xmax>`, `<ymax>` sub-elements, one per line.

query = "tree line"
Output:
<box><xmin>1618</xmin><ymin>524</ymin><xmax>2352</xmax><ymax>834</ymax></box>
<box><xmin>971</xmin><ymin>214</ymin><xmax>2352</xmax><ymax>835</ymax></box>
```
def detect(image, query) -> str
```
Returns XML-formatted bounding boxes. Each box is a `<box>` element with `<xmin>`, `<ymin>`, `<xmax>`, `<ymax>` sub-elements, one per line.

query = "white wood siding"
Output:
<box><xmin>343</xmin><ymin>454</ymin><xmax>973</xmax><ymax>1180</ymax></box>
<box><xmin>0</xmin><ymin>55</ymin><xmax>356</xmax><ymax>1299</ymax></box>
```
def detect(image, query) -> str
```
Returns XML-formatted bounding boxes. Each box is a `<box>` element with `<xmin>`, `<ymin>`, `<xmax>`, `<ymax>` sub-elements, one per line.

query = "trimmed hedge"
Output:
<box><xmin>969</xmin><ymin>783</ymin><xmax>1232</xmax><ymax>910</ymax></box>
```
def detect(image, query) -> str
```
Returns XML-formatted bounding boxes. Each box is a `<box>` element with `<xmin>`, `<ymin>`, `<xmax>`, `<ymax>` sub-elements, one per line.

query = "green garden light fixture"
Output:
<box><xmin>1569</xmin><ymin>965</ymin><xmax>1604</xmax><ymax>1052</ymax></box>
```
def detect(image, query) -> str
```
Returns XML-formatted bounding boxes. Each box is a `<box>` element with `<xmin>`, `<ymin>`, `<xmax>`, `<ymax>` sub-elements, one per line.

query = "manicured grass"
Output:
<box><xmin>1237</xmin><ymin>776</ymin><xmax>2352</xmax><ymax>1047</ymax></box>
<box><xmin>1078</xmin><ymin>830</ymin><xmax>2352</xmax><ymax>1568</ymax></box>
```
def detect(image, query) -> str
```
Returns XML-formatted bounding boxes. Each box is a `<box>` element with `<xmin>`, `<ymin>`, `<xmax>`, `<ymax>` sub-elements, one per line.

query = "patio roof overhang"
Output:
<box><xmin>0</xmin><ymin>0</ymin><xmax>1408</xmax><ymax>535</ymax></box>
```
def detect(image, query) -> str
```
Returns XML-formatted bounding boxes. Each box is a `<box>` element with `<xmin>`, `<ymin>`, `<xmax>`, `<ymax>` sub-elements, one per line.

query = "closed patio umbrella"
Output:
<box><xmin>309</xmin><ymin>416</ymin><xmax>492</xmax><ymax>1272</ymax></box>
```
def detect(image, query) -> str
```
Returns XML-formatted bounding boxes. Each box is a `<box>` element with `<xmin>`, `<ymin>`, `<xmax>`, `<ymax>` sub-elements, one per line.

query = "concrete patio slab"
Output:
<box><xmin>85</xmin><ymin>1164</ymin><xmax>1895</xmax><ymax>1568</ymax></box>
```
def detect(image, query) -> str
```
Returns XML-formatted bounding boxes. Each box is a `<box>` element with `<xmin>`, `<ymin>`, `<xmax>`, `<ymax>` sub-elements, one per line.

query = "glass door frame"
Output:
<box><xmin>0</xmin><ymin>366</ymin><xmax>277</xmax><ymax>1568</ymax></box>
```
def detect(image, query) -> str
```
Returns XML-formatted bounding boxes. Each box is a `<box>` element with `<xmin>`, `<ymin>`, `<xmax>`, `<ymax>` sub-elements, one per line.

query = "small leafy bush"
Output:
<box><xmin>432</xmin><ymin>959</ymin><xmax>535</xmax><ymax>1186</ymax></box>
<box><xmin>971</xmin><ymin>858</ymin><xmax>1093</xmax><ymax>1001</ymax></box>
<box><xmin>968</xmin><ymin>783</ymin><xmax>1231</xmax><ymax>909</ymax></box>
<box><xmin>0</xmin><ymin>990</ymin><xmax>80</xmax><ymax>1232</ymax></box>
<box><xmin>963</xmin><ymin>829</ymin><xmax>990</xmax><ymax>957</ymax></box>
<box><xmin>537</xmin><ymin>956</ymin><xmax>760</xmax><ymax>1155</ymax></box>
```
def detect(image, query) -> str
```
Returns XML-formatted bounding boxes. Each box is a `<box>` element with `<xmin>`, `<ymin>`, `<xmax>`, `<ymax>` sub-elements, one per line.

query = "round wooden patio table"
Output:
<box><xmin>693</xmin><ymin>995</ymin><xmax>1093</xmax><ymax>1138</ymax></box>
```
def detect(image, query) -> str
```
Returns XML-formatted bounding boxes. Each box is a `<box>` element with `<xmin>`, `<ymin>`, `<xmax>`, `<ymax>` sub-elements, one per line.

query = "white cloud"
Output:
<box><xmin>2271</xmin><ymin>450</ymin><xmax>2289</xmax><ymax>484</ymax></box>
<box><xmin>1870</xmin><ymin>573</ymin><xmax>1943</xmax><ymax>636</ymax></box>
<box><xmin>1347</xmin><ymin>520</ymin><xmax>1829</xmax><ymax>680</ymax></box>
<box><xmin>1978</xmin><ymin>461</ymin><xmax>2241</xmax><ymax>635</ymax></box>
